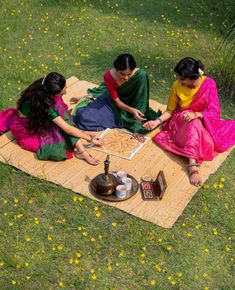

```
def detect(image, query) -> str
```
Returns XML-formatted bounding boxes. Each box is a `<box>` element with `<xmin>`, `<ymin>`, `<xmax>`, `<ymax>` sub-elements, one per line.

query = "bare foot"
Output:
<box><xmin>75</xmin><ymin>151</ymin><xmax>99</xmax><ymax>166</ymax></box>
<box><xmin>189</xmin><ymin>168</ymin><xmax>202</xmax><ymax>187</ymax></box>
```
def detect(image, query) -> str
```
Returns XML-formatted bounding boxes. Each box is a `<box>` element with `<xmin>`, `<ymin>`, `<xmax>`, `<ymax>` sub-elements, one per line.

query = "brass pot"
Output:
<box><xmin>92</xmin><ymin>155</ymin><xmax>118</xmax><ymax>196</ymax></box>
<box><xmin>92</xmin><ymin>173</ymin><xmax>118</xmax><ymax>196</ymax></box>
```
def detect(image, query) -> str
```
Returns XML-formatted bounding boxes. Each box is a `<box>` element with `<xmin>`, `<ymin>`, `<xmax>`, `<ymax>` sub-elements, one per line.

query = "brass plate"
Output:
<box><xmin>90</xmin><ymin>172</ymin><xmax>139</xmax><ymax>202</ymax></box>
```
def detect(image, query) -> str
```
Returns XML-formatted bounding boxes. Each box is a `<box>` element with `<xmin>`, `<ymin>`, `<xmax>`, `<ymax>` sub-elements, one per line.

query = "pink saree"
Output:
<box><xmin>153</xmin><ymin>77</ymin><xmax>235</xmax><ymax>163</ymax></box>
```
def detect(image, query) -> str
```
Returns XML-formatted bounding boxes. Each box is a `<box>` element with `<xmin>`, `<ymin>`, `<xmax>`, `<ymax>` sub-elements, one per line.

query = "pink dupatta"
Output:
<box><xmin>153</xmin><ymin>77</ymin><xmax>235</xmax><ymax>163</ymax></box>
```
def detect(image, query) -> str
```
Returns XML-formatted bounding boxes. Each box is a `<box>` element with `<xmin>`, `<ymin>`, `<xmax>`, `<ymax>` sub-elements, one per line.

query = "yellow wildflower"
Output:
<box><xmin>213</xmin><ymin>182</ymin><xmax>218</xmax><ymax>188</ymax></box>
<box><xmin>0</xmin><ymin>261</ymin><xmax>4</xmax><ymax>267</ymax></box>
<box><xmin>69</xmin><ymin>258</ymin><xmax>74</xmax><ymax>264</ymax></box>
<box><xmin>150</xmin><ymin>279</ymin><xmax>156</xmax><ymax>285</ymax></box>
<box><xmin>59</xmin><ymin>281</ymin><xmax>64</xmax><ymax>287</ymax></box>
<box><xmin>155</xmin><ymin>264</ymin><xmax>161</xmax><ymax>272</ymax></box>
<box><xmin>166</xmin><ymin>245</ymin><xmax>172</xmax><ymax>251</ymax></box>
<box><xmin>14</xmin><ymin>198</ymin><xmax>19</xmax><ymax>204</ymax></box>
<box><xmin>213</xmin><ymin>228</ymin><xmax>218</xmax><ymax>235</ymax></box>
<box><xmin>95</xmin><ymin>212</ymin><xmax>101</xmax><ymax>218</ymax></box>
<box><xmin>47</xmin><ymin>235</ymin><xmax>52</xmax><ymax>241</ymax></box>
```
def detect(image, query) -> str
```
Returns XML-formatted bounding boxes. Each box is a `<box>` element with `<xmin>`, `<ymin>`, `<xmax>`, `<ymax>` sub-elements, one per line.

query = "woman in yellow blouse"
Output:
<box><xmin>143</xmin><ymin>57</ymin><xmax>235</xmax><ymax>187</ymax></box>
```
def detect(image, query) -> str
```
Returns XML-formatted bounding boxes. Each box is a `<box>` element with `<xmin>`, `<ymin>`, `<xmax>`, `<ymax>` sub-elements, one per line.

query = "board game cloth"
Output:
<box><xmin>0</xmin><ymin>77</ymin><xmax>232</xmax><ymax>228</ymax></box>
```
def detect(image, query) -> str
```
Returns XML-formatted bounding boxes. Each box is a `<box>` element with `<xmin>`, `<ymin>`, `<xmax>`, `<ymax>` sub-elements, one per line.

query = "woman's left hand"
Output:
<box><xmin>184</xmin><ymin>112</ymin><xmax>198</xmax><ymax>122</ymax></box>
<box><xmin>70</xmin><ymin>97</ymin><xmax>80</xmax><ymax>104</ymax></box>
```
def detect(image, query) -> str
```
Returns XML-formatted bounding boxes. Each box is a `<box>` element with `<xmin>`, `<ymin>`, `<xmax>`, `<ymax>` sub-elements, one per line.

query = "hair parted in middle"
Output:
<box><xmin>113</xmin><ymin>53</ymin><xmax>136</xmax><ymax>71</ymax></box>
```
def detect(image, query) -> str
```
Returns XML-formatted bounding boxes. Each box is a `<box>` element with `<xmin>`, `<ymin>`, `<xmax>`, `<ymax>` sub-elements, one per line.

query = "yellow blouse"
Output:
<box><xmin>167</xmin><ymin>76</ymin><xmax>207</xmax><ymax>111</ymax></box>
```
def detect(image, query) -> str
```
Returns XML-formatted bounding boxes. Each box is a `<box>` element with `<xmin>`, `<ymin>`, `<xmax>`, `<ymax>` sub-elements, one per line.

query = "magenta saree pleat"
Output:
<box><xmin>153</xmin><ymin>77</ymin><xmax>235</xmax><ymax>163</ymax></box>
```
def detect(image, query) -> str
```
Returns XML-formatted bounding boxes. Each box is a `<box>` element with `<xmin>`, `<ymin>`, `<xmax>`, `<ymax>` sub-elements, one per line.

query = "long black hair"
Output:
<box><xmin>17</xmin><ymin>72</ymin><xmax>66</xmax><ymax>134</ymax></box>
<box><xmin>113</xmin><ymin>53</ymin><xmax>136</xmax><ymax>71</ymax></box>
<box><xmin>174</xmin><ymin>57</ymin><xmax>205</xmax><ymax>80</ymax></box>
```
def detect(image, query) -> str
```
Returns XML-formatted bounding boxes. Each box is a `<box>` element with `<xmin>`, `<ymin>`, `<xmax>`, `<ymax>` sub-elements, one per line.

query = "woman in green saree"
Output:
<box><xmin>72</xmin><ymin>54</ymin><xmax>161</xmax><ymax>136</ymax></box>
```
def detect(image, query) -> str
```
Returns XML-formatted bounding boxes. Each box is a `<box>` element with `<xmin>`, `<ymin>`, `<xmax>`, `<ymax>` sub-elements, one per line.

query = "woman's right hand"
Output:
<box><xmin>90</xmin><ymin>136</ymin><xmax>104</xmax><ymax>146</ymax></box>
<box><xmin>142</xmin><ymin>119</ymin><xmax>161</xmax><ymax>130</ymax></box>
<box><xmin>132</xmin><ymin>108</ymin><xmax>147</xmax><ymax>121</ymax></box>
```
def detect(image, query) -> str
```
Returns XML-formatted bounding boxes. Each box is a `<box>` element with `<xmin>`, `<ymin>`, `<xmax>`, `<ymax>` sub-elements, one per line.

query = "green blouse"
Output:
<box><xmin>19</xmin><ymin>101</ymin><xmax>59</xmax><ymax>121</ymax></box>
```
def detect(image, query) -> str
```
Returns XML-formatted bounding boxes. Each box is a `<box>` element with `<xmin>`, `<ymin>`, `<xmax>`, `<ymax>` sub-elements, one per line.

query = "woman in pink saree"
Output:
<box><xmin>143</xmin><ymin>57</ymin><xmax>235</xmax><ymax>186</ymax></box>
<box><xmin>0</xmin><ymin>72</ymin><xmax>103</xmax><ymax>165</ymax></box>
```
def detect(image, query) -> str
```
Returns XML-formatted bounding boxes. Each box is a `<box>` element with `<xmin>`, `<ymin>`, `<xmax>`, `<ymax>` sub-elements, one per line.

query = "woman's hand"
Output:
<box><xmin>70</xmin><ymin>97</ymin><xmax>80</xmax><ymax>104</ymax></box>
<box><xmin>90</xmin><ymin>136</ymin><xmax>104</xmax><ymax>146</ymax></box>
<box><xmin>183</xmin><ymin>112</ymin><xmax>198</xmax><ymax>122</ymax></box>
<box><xmin>132</xmin><ymin>108</ymin><xmax>147</xmax><ymax>121</ymax></box>
<box><xmin>142</xmin><ymin>119</ymin><xmax>161</xmax><ymax>130</ymax></box>
<box><xmin>132</xmin><ymin>133</ymin><xmax>146</xmax><ymax>143</ymax></box>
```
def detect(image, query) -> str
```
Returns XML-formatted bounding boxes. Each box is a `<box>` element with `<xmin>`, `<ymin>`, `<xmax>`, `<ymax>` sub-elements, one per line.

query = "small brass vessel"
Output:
<box><xmin>92</xmin><ymin>155</ymin><xmax>118</xmax><ymax>196</ymax></box>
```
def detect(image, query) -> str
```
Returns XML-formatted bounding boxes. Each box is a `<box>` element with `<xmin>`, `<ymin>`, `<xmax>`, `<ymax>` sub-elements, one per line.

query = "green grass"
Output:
<box><xmin>0</xmin><ymin>1</ymin><xmax>234</xmax><ymax>289</ymax></box>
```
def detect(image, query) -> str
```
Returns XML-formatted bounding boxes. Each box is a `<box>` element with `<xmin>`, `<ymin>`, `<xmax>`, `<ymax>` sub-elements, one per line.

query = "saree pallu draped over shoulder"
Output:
<box><xmin>153</xmin><ymin>77</ymin><xmax>235</xmax><ymax>163</ymax></box>
<box><xmin>0</xmin><ymin>97</ymin><xmax>78</xmax><ymax>161</ymax></box>
<box><xmin>72</xmin><ymin>68</ymin><xmax>161</xmax><ymax>133</ymax></box>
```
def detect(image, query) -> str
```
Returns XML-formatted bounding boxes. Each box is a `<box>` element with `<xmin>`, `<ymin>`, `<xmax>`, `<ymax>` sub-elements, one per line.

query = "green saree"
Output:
<box><xmin>72</xmin><ymin>68</ymin><xmax>161</xmax><ymax>133</ymax></box>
